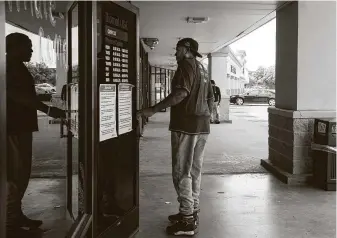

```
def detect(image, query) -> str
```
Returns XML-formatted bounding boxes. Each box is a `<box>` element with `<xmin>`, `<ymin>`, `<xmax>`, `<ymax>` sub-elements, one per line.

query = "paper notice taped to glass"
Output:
<box><xmin>99</xmin><ymin>84</ymin><xmax>117</xmax><ymax>141</ymax></box>
<box><xmin>118</xmin><ymin>83</ymin><xmax>133</xmax><ymax>135</ymax></box>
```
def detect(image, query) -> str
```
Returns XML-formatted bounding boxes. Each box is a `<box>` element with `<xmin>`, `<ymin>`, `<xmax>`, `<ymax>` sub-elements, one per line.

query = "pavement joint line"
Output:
<box><xmin>140</xmin><ymin>172</ymin><xmax>270</xmax><ymax>177</ymax></box>
<box><xmin>30</xmin><ymin>172</ymin><xmax>270</xmax><ymax>180</ymax></box>
<box><xmin>31</xmin><ymin>175</ymin><xmax>67</xmax><ymax>179</ymax></box>
<box><xmin>30</xmin><ymin>171</ymin><xmax>270</xmax><ymax>179</ymax></box>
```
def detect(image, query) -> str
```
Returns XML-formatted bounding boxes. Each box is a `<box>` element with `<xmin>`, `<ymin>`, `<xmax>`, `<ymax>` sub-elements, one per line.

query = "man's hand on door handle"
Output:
<box><xmin>48</xmin><ymin>106</ymin><xmax>66</xmax><ymax>119</ymax></box>
<box><xmin>137</xmin><ymin>107</ymin><xmax>155</xmax><ymax>119</ymax></box>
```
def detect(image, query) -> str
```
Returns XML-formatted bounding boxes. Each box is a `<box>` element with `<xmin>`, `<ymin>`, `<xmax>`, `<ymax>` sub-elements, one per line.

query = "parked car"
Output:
<box><xmin>36</xmin><ymin>83</ymin><xmax>56</xmax><ymax>94</ymax></box>
<box><xmin>230</xmin><ymin>89</ymin><xmax>275</xmax><ymax>106</ymax></box>
<box><xmin>35</xmin><ymin>86</ymin><xmax>52</xmax><ymax>101</ymax></box>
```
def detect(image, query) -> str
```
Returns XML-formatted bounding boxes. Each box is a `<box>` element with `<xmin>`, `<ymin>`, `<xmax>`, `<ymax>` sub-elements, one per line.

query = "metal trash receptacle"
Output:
<box><xmin>312</xmin><ymin>143</ymin><xmax>336</xmax><ymax>191</ymax></box>
<box><xmin>313</xmin><ymin>118</ymin><xmax>336</xmax><ymax>146</ymax></box>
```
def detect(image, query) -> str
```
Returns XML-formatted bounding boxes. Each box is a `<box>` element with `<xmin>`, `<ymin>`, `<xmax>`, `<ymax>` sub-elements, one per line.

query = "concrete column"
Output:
<box><xmin>208</xmin><ymin>49</ymin><xmax>232</xmax><ymax>123</ymax></box>
<box><xmin>235</xmin><ymin>79</ymin><xmax>239</xmax><ymax>94</ymax></box>
<box><xmin>231</xmin><ymin>77</ymin><xmax>234</xmax><ymax>94</ymax></box>
<box><xmin>228</xmin><ymin>76</ymin><xmax>232</xmax><ymax>95</ymax></box>
<box><xmin>261</xmin><ymin>1</ymin><xmax>336</xmax><ymax>185</ymax></box>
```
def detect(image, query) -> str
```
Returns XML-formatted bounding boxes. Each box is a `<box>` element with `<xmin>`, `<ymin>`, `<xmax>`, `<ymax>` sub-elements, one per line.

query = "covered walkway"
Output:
<box><xmin>137</xmin><ymin>111</ymin><xmax>336</xmax><ymax>238</ymax></box>
<box><xmin>1</xmin><ymin>1</ymin><xmax>335</xmax><ymax>237</ymax></box>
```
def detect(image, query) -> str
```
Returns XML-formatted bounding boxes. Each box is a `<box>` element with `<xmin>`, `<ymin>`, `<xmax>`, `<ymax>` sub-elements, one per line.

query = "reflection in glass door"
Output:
<box><xmin>4</xmin><ymin>1</ymin><xmax>83</xmax><ymax>237</ymax></box>
<box><xmin>3</xmin><ymin>1</ymin><xmax>94</xmax><ymax>237</ymax></box>
<box><xmin>65</xmin><ymin>2</ymin><xmax>94</xmax><ymax>237</ymax></box>
<box><xmin>67</xmin><ymin>2</ymin><xmax>82</xmax><ymax>222</ymax></box>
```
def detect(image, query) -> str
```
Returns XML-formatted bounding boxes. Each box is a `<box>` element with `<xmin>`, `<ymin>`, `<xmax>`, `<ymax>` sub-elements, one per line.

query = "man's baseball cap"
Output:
<box><xmin>176</xmin><ymin>38</ymin><xmax>202</xmax><ymax>58</ymax></box>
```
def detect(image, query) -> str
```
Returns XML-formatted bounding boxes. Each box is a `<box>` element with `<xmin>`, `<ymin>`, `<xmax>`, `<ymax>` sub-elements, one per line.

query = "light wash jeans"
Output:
<box><xmin>171</xmin><ymin>131</ymin><xmax>208</xmax><ymax>216</ymax></box>
<box><xmin>210</xmin><ymin>102</ymin><xmax>220</xmax><ymax>122</ymax></box>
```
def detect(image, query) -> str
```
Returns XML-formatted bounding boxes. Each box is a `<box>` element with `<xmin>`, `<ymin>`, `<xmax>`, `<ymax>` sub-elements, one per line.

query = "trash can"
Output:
<box><xmin>312</xmin><ymin>118</ymin><xmax>336</xmax><ymax>191</ymax></box>
<box><xmin>313</xmin><ymin>118</ymin><xmax>336</xmax><ymax>146</ymax></box>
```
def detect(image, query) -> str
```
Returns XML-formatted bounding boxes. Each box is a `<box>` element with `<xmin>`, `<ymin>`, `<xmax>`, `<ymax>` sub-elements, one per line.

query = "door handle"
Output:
<box><xmin>60</xmin><ymin>118</ymin><xmax>68</xmax><ymax>138</ymax></box>
<box><xmin>60</xmin><ymin>117</ymin><xmax>73</xmax><ymax>138</ymax></box>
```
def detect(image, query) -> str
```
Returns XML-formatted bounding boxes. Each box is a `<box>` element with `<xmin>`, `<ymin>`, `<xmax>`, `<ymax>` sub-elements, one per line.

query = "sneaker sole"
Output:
<box><xmin>171</xmin><ymin>226</ymin><xmax>199</xmax><ymax>236</ymax></box>
<box><xmin>173</xmin><ymin>231</ymin><xmax>195</xmax><ymax>236</ymax></box>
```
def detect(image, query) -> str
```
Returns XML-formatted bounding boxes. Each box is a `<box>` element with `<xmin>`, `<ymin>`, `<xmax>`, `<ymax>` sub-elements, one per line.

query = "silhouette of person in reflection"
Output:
<box><xmin>6</xmin><ymin>32</ymin><xmax>65</xmax><ymax>237</ymax></box>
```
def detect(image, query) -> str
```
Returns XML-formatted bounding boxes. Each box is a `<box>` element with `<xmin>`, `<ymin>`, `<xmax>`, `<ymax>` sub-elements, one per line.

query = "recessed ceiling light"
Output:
<box><xmin>186</xmin><ymin>17</ymin><xmax>209</xmax><ymax>24</ymax></box>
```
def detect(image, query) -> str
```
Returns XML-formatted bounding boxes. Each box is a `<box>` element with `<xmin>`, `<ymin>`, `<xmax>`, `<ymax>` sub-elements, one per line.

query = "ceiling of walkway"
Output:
<box><xmin>133</xmin><ymin>1</ymin><xmax>284</xmax><ymax>69</ymax></box>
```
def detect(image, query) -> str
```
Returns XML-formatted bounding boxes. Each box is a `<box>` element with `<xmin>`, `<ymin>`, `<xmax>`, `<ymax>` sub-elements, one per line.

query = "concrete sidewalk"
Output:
<box><xmin>137</xmin><ymin>174</ymin><xmax>336</xmax><ymax>238</ymax></box>
<box><xmin>23</xmin><ymin>174</ymin><xmax>336</xmax><ymax>238</ymax></box>
<box><xmin>22</xmin><ymin>108</ymin><xmax>336</xmax><ymax>238</ymax></box>
<box><xmin>136</xmin><ymin>111</ymin><xmax>336</xmax><ymax>238</ymax></box>
<box><xmin>140</xmin><ymin>110</ymin><xmax>268</xmax><ymax>176</ymax></box>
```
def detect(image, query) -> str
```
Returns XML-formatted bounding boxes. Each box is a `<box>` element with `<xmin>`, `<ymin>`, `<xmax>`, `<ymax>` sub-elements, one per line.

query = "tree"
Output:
<box><xmin>26</xmin><ymin>62</ymin><xmax>56</xmax><ymax>85</ymax></box>
<box><xmin>247</xmin><ymin>65</ymin><xmax>275</xmax><ymax>89</ymax></box>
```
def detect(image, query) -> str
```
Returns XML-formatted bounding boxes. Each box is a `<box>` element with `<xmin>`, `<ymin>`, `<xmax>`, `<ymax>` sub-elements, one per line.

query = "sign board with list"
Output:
<box><xmin>118</xmin><ymin>83</ymin><xmax>133</xmax><ymax>135</ymax></box>
<box><xmin>99</xmin><ymin>84</ymin><xmax>117</xmax><ymax>141</ymax></box>
<box><xmin>104</xmin><ymin>12</ymin><xmax>129</xmax><ymax>84</ymax></box>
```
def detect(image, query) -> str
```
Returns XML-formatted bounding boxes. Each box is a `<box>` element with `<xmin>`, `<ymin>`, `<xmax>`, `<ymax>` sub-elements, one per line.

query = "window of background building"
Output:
<box><xmin>231</xmin><ymin>65</ymin><xmax>236</xmax><ymax>74</ymax></box>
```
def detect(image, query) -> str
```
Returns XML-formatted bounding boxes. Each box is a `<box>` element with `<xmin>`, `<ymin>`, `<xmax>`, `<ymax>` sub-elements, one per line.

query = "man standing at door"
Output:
<box><xmin>6</xmin><ymin>33</ymin><xmax>65</xmax><ymax>237</ymax></box>
<box><xmin>137</xmin><ymin>38</ymin><xmax>214</xmax><ymax>236</ymax></box>
<box><xmin>210</xmin><ymin>80</ymin><xmax>221</xmax><ymax>124</ymax></box>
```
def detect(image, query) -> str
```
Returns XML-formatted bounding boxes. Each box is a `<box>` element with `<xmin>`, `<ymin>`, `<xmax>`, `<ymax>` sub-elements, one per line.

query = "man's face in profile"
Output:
<box><xmin>20</xmin><ymin>39</ymin><xmax>33</xmax><ymax>62</ymax></box>
<box><xmin>175</xmin><ymin>45</ymin><xmax>186</xmax><ymax>63</ymax></box>
<box><xmin>11</xmin><ymin>38</ymin><xmax>33</xmax><ymax>62</ymax></box>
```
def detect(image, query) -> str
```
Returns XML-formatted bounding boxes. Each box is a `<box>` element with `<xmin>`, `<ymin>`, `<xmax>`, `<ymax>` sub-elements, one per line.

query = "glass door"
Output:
<box><xmin>65</xmin><ymin>2</ymin><xmax>93</xmax><ymax>237</ymax></box>
<box><xmin>0</xmin><ymin>3</ymin><xmax>6</xmax><ymax>238</ymax></box>
<box><xmin>66</xmin><ymin>1</ymin><xmax>80</xmax><ymax>222</ymax></box>
<box><xmin>3</xmin><ymin>1</ymin><xmax>89</xmax><ymax>237</ymax></box>
<box><xmin>1</xmin><ymin>1</ymin><xmax>93</xmax><ymax>237</ymax></box>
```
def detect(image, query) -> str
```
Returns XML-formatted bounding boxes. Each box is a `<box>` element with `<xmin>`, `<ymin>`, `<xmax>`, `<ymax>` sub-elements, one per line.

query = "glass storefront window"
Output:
<box><xmin>5</xmin><ymin>1</ymin><xmax>72</xmax><ymax>237</ymax></box>
<box><xmin>69</xmin><ymin>3</ymin><xmax>81</xmax><ymax>221</ymax></box>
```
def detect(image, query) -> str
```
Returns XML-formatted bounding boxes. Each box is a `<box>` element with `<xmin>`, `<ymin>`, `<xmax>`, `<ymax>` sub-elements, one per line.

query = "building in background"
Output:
<box><xmin>226</xmin><ymin>47</ymin><xmax>249</xmax><ymax>95</ymax></box>
<box><xmin>202</xmin><ymin>47</ymin><xmax>249</xmax><ymax>96</ymax></box>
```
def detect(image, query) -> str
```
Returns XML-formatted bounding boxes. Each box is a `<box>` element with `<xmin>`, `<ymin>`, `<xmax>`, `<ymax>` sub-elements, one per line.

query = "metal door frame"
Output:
<box><xmin>0</xmin><ymin>2</ymin><xmax>6</xmax><ymax>238</ymax></box>
<box><xmin>66</xmin><ymin>0</ymin><xmax>76</xmax><ymax>221</ymax></box>
<box><xmin>65</xmin><ymin>1</ymin><xmax>94</xmax><ymax>237</ymax></box>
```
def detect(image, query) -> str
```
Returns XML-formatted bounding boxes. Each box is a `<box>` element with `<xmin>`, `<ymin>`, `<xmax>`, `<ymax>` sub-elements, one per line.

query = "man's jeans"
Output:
<box><xmin>211</xmin><ymin>102</ymin><xmax>220</xmax><ymax>122</ymax></box>
<box><xmin>171</xmin><ymin>132</ymin><xmax>208</xmax><ymax>216</ymax></box>
<box><xmin>6</xmin><ymin>133</ymin><xmax>33</xmax><ymax>228</ymax></box>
